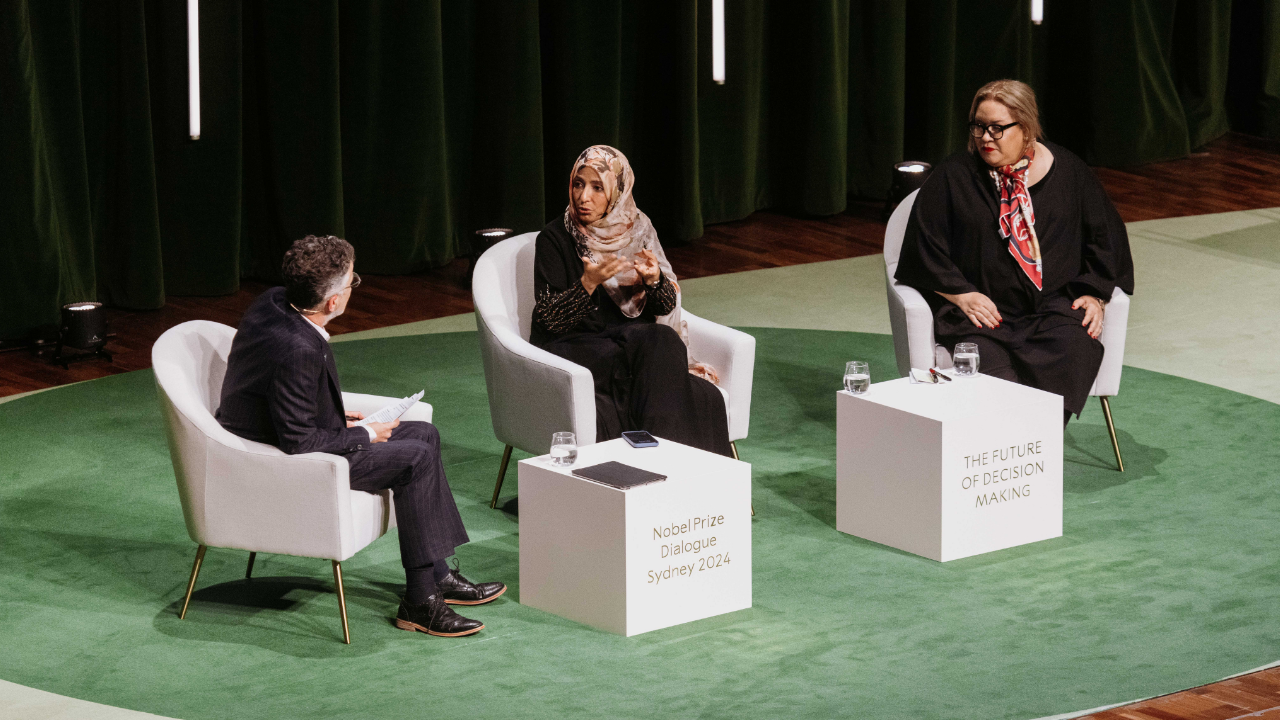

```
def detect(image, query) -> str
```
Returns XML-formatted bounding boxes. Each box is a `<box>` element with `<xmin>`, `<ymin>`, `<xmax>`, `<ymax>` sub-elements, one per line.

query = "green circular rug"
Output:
<box><xmin>1</xmin><ymin>328</ymin><xmax>1277</xmax><ymax>720</ymax></box>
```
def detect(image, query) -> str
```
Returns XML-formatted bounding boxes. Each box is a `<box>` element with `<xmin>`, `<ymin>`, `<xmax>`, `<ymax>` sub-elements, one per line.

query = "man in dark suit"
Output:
<box><xmin>216</xmin><ymin>234</ymin><xmax>504</xmax><ymax>638</ymax></box>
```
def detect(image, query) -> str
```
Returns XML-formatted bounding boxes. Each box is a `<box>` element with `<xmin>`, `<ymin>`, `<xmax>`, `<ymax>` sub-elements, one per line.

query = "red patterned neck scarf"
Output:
<box><xmin>991</xmin><ymin>146</ymin><xmax>1042</xmax><ymax>290</ymax></box>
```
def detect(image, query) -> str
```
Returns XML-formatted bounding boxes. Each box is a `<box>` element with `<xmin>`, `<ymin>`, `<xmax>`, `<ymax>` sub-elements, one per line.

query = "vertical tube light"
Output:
<box><xmin>188</xmin><ymin>0</ymin><xmax>200</xmax><ymax>139</ymax></box>
<box><xmin>712</xmin><ymin>0</ymin><xmax>725</xmax><ymax>84</ymax></box>
<box><xmin>1031</xmin><ymin>0</ymin><xmax>1044</xmax><ymax>25</ymax></box>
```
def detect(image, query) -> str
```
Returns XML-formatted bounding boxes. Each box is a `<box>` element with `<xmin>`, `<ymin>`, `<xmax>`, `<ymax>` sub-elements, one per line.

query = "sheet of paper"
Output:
<box><xmin>909</xmin><ymin>368</ymin><xmax>939</xmax><ymax>384</ymax></box>
<box><xmin>354</xmin><ymin>390</ymin><xmax>425</xmax><ymax>426</ymax></box>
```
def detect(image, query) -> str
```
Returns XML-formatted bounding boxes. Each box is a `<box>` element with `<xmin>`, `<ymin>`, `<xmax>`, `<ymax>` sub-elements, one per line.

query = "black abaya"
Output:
<box><xmin>894</xmin><ymin>141</ymin><xmax>1134</xmax><ymax>416</ymax></box>
<box><xmin>531</xmin><ymin>219</ymin><xmax>732</xmax><ymax>456</ymax></box>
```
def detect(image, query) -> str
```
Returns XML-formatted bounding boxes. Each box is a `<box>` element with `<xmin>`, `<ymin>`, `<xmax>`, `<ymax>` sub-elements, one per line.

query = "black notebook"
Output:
<box><xmin>571</xmin><ymin>461</ymin><xmax>667</xmax><ymax>490</ymax></box>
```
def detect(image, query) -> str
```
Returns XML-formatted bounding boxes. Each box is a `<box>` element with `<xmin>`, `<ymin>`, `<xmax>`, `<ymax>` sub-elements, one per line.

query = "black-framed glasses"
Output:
<box><xmin>968</xmin><ymin>121</ymin><xmax>1019</xmax><ymax>139</ymax></box>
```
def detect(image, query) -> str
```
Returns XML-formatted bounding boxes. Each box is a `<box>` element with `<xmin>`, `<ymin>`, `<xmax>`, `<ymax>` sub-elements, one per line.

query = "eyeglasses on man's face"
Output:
<box><xmin>345</xmin><ymin>272</ymin><xmax>361</xmax><ymax>292</ymax></box>
<box><xmin>968</xmin><ymin>121</ymin><xmax>1019</xmax><ymax>140</ymax></box>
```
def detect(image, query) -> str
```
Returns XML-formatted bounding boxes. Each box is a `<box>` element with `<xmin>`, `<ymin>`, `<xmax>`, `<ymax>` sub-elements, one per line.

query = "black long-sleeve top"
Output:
<box><xmin>531</xmin><ymin>219</ymin><xmax>678</xmax><ymax>347</ymax></box>
<box><xmin>894</xmin><ymin>141</ymin><xmax>1134</xmax><ymax>338</ymax></box>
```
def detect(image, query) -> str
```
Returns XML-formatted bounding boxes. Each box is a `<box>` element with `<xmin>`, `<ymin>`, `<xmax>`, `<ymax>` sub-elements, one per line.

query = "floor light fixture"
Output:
<box><xmin>467</xmin><ymin>228</ymin><xmax>514</xmax><ymax>288</ymax></box>
<box><xmin>882</xmin><ymin>162</ymin><xmax>933</xmax><ymax>220</ymax></box>
<box><xmin>54</xmin><ymin>302</ymin><xmax>113</xmax><ymax>368</ymax></box>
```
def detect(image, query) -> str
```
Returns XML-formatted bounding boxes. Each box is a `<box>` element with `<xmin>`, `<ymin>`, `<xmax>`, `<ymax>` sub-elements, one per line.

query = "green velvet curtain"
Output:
<box><xmin>2</xmin><ymin>0</ymin><xmax>1279</xmax><ymax>338</ymax></box>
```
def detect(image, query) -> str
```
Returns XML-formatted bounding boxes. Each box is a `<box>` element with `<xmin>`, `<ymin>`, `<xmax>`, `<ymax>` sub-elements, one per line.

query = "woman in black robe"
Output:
<box><xmin>895</xmin><ymin>80</ymin><xmax>1134</xmax><ymax>420</ymax></box>
<box><xmin>531</xmin><ymin>145</ymin><xmax>732</xmax><ymax>456</ymax></box>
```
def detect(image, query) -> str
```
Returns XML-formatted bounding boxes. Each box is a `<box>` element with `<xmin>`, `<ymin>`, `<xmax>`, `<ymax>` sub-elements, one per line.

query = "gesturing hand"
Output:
<box><xmin>581</xmin><ymin>254</ymin><xmax>632</xmax><ymax>294</ymax></box>
<box><xmin>633</xmin><ymin>249</ymin><xmax>661</xmax><ymax>285</ymax></box>
<box><xmin>1072</xmin><ymin>295</ymin><xmax>1105</xmax><ymax>339</ymax></box>
<box><xmin>939</xmin><ymin>291</ymin><xmax>1003</xmax><ymax>329</ymax></box>
<box><xmin>366</xmin><ymin>419</ymin><xmax>399</xmax><ymax>443</ymax></box>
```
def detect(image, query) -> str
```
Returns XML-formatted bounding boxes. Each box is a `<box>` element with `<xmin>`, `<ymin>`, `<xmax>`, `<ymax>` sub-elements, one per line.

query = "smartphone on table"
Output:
<box><xmin>621</xmin><ymin>430</ymin><xmax>658</xmax><ymax>448</ymax></box>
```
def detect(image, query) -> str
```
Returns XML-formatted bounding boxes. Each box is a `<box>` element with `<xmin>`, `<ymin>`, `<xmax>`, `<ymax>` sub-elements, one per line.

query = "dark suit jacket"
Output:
<box><xmin>216</xmin><ymin>287</ymin><xmax>369</xmax><ymax>455</ymax></box>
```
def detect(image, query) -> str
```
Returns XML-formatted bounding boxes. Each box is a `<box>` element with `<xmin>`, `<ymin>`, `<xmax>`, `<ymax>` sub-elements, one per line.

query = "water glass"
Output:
<box><xmin>953</xmin><ymin>343</ymin><xmax>980</xmax><ymax>377</ymax></box>
<box><xmin>844</xmin><ymin>361</ymin><xmax>870</xmax><ymax>394</ymax></box>
<box><xmin>550</xmin><ymin>432</ymin><xmax>578</xmax><ymax>466</ymax></box>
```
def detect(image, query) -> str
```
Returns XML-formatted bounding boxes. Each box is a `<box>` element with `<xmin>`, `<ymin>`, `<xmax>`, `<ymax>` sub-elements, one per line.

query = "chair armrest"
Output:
<box><xmin>475</xmin><ymin>312</ymin><xmax>596</xmax><ymax>454</ymax></box>
<box><xmin>200</xmin><ymin>435</ymin><xmax>359</xmax><ymax>561</ymax></box>
<box><xmin>683</xmin><ymin>311</ymin><xmax>755</xmax><ymax>442</ymax></box>
<box><xmin>885</xmin><ymin>277</ymin><xmax>938</xmax><ymax>376</ymax></box>
<box><xmin>1091</xmin><ymin>288</ymin><xmax>1130</xmax><ymax>397</ymax></box>
<box><xmin>341</xmin><ymin>392</ymin><xmax>433</xmax><ymax>424</ymax></box>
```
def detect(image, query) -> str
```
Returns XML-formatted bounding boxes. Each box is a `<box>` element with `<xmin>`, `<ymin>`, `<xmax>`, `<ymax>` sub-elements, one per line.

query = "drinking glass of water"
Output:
<box><xmin>844</xmin><ymin>361</ymin><xmax>870</xmax><ymax>394</ymax></box>
<box><xmin>953</xmin><ymin>343</ymin><xmax>980</xmax><ymax>377</ymax></box>
<box><xmin>550</xmin><ymin>432</ymin><xmax>578</xmax><ymax>466</ymax></box>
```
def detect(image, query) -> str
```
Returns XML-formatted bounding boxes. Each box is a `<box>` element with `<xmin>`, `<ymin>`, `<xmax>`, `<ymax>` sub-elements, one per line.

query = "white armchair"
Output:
<box><xmin>152</xmin><ymin>320</ymin><xmax>434</xmax><ymax>643</ymax></box>
<box><xmin>472</xmin><ymin>232</ymin><xmax>756</xmax><ymax>508</ymax></box>
<box><xmin>883</xmin><ymin>189</ymin><xmax>1130</xmax><ymax>471</ymax></box>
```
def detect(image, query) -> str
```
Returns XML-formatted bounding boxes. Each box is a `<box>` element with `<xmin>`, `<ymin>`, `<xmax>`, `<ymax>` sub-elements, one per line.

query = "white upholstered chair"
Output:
<box><xmin>883</xmin><ymin>189</ymin><xmax>1131</xmax><ymax>471</ymax></box>
<box><xmin>152</xmin><ymin>320</ymin><xmax>433</xmax><ymax>643</ymax></box>
<box><xmin>472</xmin><ymin>232</ymin><xmax>756</xmax><ymax>508</ymax></box>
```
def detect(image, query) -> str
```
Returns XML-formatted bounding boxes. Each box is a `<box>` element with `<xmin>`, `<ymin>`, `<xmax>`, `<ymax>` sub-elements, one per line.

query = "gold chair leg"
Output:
<box><xmin>179</xmin><ymin>545</ymin><xmax>207</xmax><ymax>620</ymax></box>
<box><xmin>1099</xmin><ymin>396</ymin><xmax>1124</xmax><ymax>472</ymax></box>
<box><xmin>489</xmin><ymin>444</ymin><xmax>513</xmax><ymax>509</ymax></box>
<box><xmin>730</xmin><ymin>442</ymin><xmax>755</xmax><ymax>516</ymax></box>
<box><xmin>245</xmin><ymin>552</ymin><xmax>257</xmax><ymax>579</ymax></box>
<box><xmin>332</xmin><ymin>561</ymin><xmax>351</xmax><ymax>644</ymax></box>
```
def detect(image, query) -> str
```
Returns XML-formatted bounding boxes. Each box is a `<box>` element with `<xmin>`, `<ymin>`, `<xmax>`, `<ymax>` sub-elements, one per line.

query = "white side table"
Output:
<box><xmin>836</xmin><ymin>373</ymin><xmax>1063</xmax><ymax>561</ymax></box>
<box><xmin>519</xmin><ymin>438</ymin><xmax>752</xmax><ymax>636</ymax></box>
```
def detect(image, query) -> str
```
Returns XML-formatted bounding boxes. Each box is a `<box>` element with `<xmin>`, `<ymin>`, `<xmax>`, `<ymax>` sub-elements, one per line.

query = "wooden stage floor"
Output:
<box><xmin>2</xmin><ymin>132</ymin><xmax>1279</xmax><ymax>719</ymax></box>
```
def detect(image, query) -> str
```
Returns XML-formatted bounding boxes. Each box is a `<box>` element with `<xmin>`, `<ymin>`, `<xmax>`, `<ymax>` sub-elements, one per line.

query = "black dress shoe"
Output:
<box><xmin>438</xmin><ymin>567</ymin><xmax>507</xmax><ymax>606</ymax></box>
<box><xmin>395</xmin><ymin>594</ymin><xmax>484</xmax><ymax>637</ymax></box>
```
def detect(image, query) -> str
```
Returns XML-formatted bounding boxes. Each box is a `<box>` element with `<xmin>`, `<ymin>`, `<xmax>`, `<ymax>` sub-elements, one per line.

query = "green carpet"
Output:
<box><xmin>1</xmin><ymin>328</ymin><xmax>1278</xmax><ymax>720</ymax></box>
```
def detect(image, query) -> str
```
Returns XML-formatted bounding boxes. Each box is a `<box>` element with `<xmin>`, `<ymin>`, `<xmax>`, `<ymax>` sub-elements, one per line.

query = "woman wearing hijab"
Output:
<box><xmin>531</xmin><ymin>145</ymin><xmax>732</xmax><ymax>457</ymax></box>
<box><xmin>894</xmin><ymin>80</ymin><xmax>1134</xmax><ymax>422</ymax></box>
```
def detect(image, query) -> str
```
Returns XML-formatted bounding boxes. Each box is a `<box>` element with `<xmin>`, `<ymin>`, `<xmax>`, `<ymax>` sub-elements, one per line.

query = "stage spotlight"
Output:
<box><xmin>1031</xmin><ymin>0</ymin><xmax>1044</xmax><ymax>24</ymax></box>
<box><xmin>467</xmin><ymin>228</ymin><xmax>514</xmax><ymax>288</ymax></box>
<box><xmin>883</xmin><ymin>161</ymin><xmax>933</xmax><ymax>219</ymax></box>
<box><xmin>55</xmin><ymin>302</ymin><xmax>112</xmax><ymax>368</ymax></box>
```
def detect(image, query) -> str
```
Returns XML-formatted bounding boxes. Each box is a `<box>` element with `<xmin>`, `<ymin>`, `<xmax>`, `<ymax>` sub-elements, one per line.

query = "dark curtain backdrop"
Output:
<box><xmin>2</xmin><ymin>0</ymin><xmax>1279</xmax><ymax>338</ymax></box>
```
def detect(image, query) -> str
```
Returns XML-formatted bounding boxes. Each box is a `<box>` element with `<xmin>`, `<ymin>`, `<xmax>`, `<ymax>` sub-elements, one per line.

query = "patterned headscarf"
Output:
<box><xmin>990</xmin><ymin>146</ymin><xmax>1043</xmax><ymax>290</ymax></box>
<box><xmin>564</xmin><ymin>145</ymin><xmax>676</xmax><ymax>319</ymax></box>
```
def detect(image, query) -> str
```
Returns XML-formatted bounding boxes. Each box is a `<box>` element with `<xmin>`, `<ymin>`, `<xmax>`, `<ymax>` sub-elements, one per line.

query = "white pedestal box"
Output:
<box><xmin>836</xmin><ymin>373</ymin><xmax>1063</xmax><ymax>562</ymax></box>
<box><xmin>518</xmin><ymin>437</ymin><xmax>752</xmax><ymax>636</ymax></box>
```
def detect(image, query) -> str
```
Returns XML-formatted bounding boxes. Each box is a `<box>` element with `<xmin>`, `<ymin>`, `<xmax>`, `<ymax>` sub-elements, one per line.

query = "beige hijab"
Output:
<box><xmin>565</xmin><ymin>145</ymin><xmax>718</xmax><ymax>384</ymax></box>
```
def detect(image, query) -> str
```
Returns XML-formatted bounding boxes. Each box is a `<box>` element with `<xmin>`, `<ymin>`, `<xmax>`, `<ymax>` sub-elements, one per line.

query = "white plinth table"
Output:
<box><xmin>518</xmin><ymin>437</ymin><xmax>752</xmax><ymax>636</ymax></box>
<box><xmin>836</xmin><ymin>373</ymin><xmax>1063</xmax><ymax>562</ymax></box>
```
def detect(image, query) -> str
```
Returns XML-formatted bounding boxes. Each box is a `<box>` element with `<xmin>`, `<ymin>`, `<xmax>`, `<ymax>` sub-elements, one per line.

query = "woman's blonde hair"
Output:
<box><xmin>967</xmin><ymin>79</ymin><xmax>1042</xmax><ymax>153</ymax></box>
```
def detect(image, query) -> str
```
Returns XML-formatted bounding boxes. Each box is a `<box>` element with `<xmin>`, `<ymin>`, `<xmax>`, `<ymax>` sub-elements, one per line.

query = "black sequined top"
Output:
<box><xmin>531</xmin><ymin>219</ymin><xmax>678</xmax><ymax>347</ymax></box>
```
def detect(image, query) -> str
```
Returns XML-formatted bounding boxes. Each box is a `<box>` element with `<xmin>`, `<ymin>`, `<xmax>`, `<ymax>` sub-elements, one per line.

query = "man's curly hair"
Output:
<box><xmin>282</xmin><ymin>235</ymin><xmax>354</xmax><ymax>310</ymax></box>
